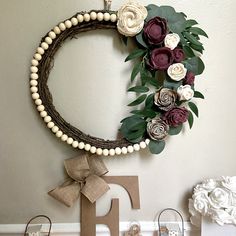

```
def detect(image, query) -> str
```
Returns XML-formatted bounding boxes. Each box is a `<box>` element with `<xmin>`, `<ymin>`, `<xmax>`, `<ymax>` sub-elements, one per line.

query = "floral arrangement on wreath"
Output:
<box><xmin>117</xmin><ymin>1</ymin><xmax>208</xmax><ymax>154</ymax></box>
<box><xmin>189</xmin><ymin>176</ymin><xmax>236</xmax><ymax>226</ymax></box>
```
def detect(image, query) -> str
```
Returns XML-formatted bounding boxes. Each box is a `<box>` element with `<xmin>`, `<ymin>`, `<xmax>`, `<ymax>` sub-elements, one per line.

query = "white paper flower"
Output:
<box><xmin>211</xmin><ymin>209</ymin><xmax>233</xmax><ymax>226</ymax></box>
<box><xmin>193</xmin><ymin>193</ymin><xmax>209</xmax><ymax>215</ymax></box>
<box><xmin>222</xmin><ymin>176</ymin><xmax>236</xmax><ymax>193</ymax></box>
<box><xmin>209</xmin><ymin>188</ymin><xmax>231</xmax><ymax>209</ymax></box>
<box><xmin>177</xmin><ymin>85</ymin><xmax>194</xmax><ymax>101</ymax></box>
<box><xmin>117</xmin><ymin>0</ymin><xmax>148</xmax><ymax>37</ymax></box>
<box><xmin>167</xmin><ymin>63</ymin><xmax>187</xmax><ymax>81</ymax></box>
<box><xmin>164</xmin><ymin>33</ymin><xmax>180</xmax><ymax>50</ymax></box>
<box><xmin>189</xmin><ymin>199</ymin><xmax>202</xmax><ymax>227</ymax></box>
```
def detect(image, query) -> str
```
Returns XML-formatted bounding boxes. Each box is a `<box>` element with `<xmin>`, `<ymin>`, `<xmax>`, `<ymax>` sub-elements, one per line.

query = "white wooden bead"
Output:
<box><xmin>45</xmin><ymin>37</ymin><xmax>52</xmax><ymax>44</ymax></box>
<box><xmin>97</xmin><ymin>12</ymin><xmax>104</xmax><ymax>21</ymax></box>
<box><xmin>31</xmin><ymin>59</ymin><xmax>39</xmax><ymax>66</ymax></box>
<box><xmin>41</xmin><ymin>42</ymin><xmax>49</xmax><ymax>50</ymax></box>
<box><xmin>72</xmin><ymin>141</ymin><xmax>79</xmax><ymax>148</ymax></box>
<box><xmin>145</xmin><ymin>139</ymin><xmax>150</xmax><ymax>145</ymax></box>
<box><xmin>37</xmin><ymin>47</ymin><xmax>44</xmax><ymax>55</ymax></box>
<box><xmin>32</xmin><ymin>93</ymin><xmax>39</xmax><ymax>100</ymax></box>
<box><xmin>103</xmin><ymin>149</ymin><xmax>109</xmax><ymax>156</ymax></box>
<box><xmin>44</xmin><ymin>116</ymin><xmax>52</xmax><ymax>123</ymax></box>
<box><xmin>115</xmin><ymin>147</ymin><xmax>121</xmax><ymax>155</ymax></box>
<box><xmin>40</xmin><ymin>111</ymin><xmax>47</xmax><ymax>117</ymax></box>
<box><xmin>133</xmin><ymin>144</ymin><xmax>140</xmax><ymax>151</ymax></box>
<box><xmin>78</xmin><ymin>142</ymin><xmax>85</xmax><ymax>149</ymax></box>
<box><xmin>104</xmin><ymin>13</ymin><xmax>111</xmax><ymax>21</ymax></box>
<box><xmin>37</xmin><ymin>105</ymin><xmax>45</xmax><ymax>112</ymax></box>
<box><xmin>127</xmin><ymin>145</ymin><xmax>134</xmax><ymax>153</ymax></box>
<box><xmin>65</xmin><ymin>20</ymin><xmax>72</xmax><ymax>28</ymax></box>
<box><xmin>90</xmin><ymin>146</ymin><xmax>97</xmax><ymax>154</ymax></box>
<box><xmin>30</xmin><ymin>66</ymin><xmax>38</xmax><ymax>73</ymax></box>
<box><xmin>67</xmin><ymin>137</ymin><xmax>73</xmax><ymax>145</ymax></box>
<box><xmin>90</xmin><ymin>12</ymin><xmax>97</xmax><ymax>20</ymax></box>
<box><xmin>59</xmin><ymin>22</ymin><xmax>66</xmax><ymax>31</ymax></box>
<box><xmin>30</xmin><ymin>80</ymin><xmax>38</xmax><ymax>86</ymax></box>
<box><xmin>48</xmin><ymin>31</ymin><xmax>56</xmax><ymax>39</ymax></box>
<box><xmin>140</xmin><ymin>141</ymin><xmax>146</xmax><ymax>149</ymax></box>
<box><xmin>110</xmin><ymin>14</ymin><xmax>117</xmax><ymax>22</ymax></box>
<box><xmin>52</xmin><ymin>126</ymin><xmax>59</xmax><ymax>133</ymax></box>
<box><xmin>71</xmin><ymin>17</ymin><xmax>78</xmax><ymax>26</ymax></box>
<box><xmin>30</xmin><ymin>86</ymin><xmax>38</xmax><ymax>93</ymax></box>
<box><xmin>96</xmin><ymin>148</ymin><xmax>103</xmax><ymax>155</ymax></box>
<box><xmin>34</xmin><ymin>53</ymin><xmax>42</xmax><ymax>61</ymax></box>
<box><xmin>77</xmin><ymin>14</ymin><xmax>84</xmax><ymax>22</ymax></box>
<box><xmin>35</xmin><ymin>99</ymin><xmax>42</xmax><ymax>105</ymax></box>
<box><xmin>121</xmin><ymin>147</ymin><xmax>128</xmax><ymax>154</ymax></box>
<box><xmin>56</xmin><ymin>130</ymin><xmax>63</xmax><ymax>137</ymax></box>
<box><xmin>47</xmin><ymin>122</ymin><xmax>54</xmax><ymax>129</ymax></box>
<box><xmin>31</xmin><ymin>73</ymin><xmax>38</xmax><ymax>80</ymax></box>
<box><xmin>83</xmin><ymin>13</ymin><xmax>90</xmax><ymax>22</ymax></box>
<box><xmin>61</xmin><ymin>134</ymin><xmax>68</xmax><ymax>141</ymax></box>
<box><xmin>85</xmin><ymin>144</ymin><xmax>91</xmax><ymax>151</ymax></box>
<box><xmin>109</xmin><ymin>149</ymin><xmax>115</xmax><ymax>156</ymax></box>
<box><xmin>53</xmin><ymin>26</ymin><xmax>61</xmax><ymax>34</ymax></box>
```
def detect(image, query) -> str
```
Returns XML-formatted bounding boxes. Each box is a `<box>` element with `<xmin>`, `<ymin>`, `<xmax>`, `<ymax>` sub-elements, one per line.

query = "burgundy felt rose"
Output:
<box><xmin>173</xmin><ymin>48</ymin><xmax>185</xmax><ymax>62</ymax></box>
<box><xmin>148</xmin><ymin>47</ymin><xmax>174</xmax><ymax>70</ymax></box>
<box><xmin>162</xmin><ymin>107</ymin><xmax>189</xmax><ymax>127</ymax></box>
<box><xmin>184</xmin><ymin>71</ymin><xmax>195</xmax><ymax>86</ymax></box>
<box><xmin>144</xmin><ymin>17</ymin><xmax>168</xmax><ymax>45</ymax></box>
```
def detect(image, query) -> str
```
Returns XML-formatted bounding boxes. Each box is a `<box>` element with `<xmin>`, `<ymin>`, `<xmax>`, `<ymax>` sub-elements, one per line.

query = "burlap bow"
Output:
<box><xmin>48</xmin><ymin>154</ymin><xmax>110</xmax><ymax>207</ymax></box>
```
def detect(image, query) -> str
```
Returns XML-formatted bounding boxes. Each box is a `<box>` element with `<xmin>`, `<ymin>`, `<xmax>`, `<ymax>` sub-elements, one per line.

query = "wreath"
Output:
<box><xmin>29</xmin><ymin>0</ymin><xmax>207</xmax><ymax>156</ymax></box>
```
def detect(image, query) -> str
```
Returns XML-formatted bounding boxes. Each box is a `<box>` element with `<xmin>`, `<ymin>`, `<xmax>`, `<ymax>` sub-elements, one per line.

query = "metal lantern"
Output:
<box><xmin>24</xmin><ymin>215</ymin><xmax>52</xmax><ymax>236</ymax></box>
<box><xmin>158</xmin><ymin>208</ymin><xmax>184</xmax><ymax>236</ymax></box>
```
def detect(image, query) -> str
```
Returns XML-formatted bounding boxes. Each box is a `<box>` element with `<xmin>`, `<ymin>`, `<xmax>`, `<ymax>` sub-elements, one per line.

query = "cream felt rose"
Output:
<box><xmin>117</xmin><ymin>0</ymin><xmax>148</xmax><ymax>37</ymax></box>
<box><xmin>177</xmin><ymin>85</ymin><xmax>194</xmax><ymax>101</ymax></box>
<box><xmin>167</xmin><ymin>63</ymin><xmax>187</xmax><ymax>81</ymax></box>
<box><xmin>164</xmin><ymin>33</ymin><xmax>180</xmax><ymax>50</ymax></box>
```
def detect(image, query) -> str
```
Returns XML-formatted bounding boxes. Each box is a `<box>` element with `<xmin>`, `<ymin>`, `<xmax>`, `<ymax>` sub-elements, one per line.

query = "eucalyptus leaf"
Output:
<box><xmin>189</xmin><ymin>27</ymin><xmax>208</xmax><ymax>38</ymax></box>
<box><xmin>188</xmin><ymin>102</ymin><xmax>199</xmax><ymax>117</ymax></box>
<box><xmin>194</xmin><ymin>91</ymin><xmax>205</xmax><ymax>99</ymax></box>
<box><xmin>131</xmin><ymin>62</ymin><xmax>142</xmax><ymax>82</ymax></box>
<box><xmin>136</xmin><ymin>31</ymin><xmax>148</xmax><ymax>48</ymax></box>
<box><xmin>125</xmin><ymin>49</ymin><xmax>147</xmax><ymax>62</ymax></box>
<box><xmin>183</xmin><ymin>57</ymin><xmax>205</xmax><ymax>75</ymax></box>
<box><xmin>188</xmin><ymin>110</ymin><xmax>194</xmax><ymax>129</ymax></box>
<box><xmin>183</xmin><ymin>32</ymin><xmax>203</xmax><ymax>46</ymax></box>
<box><xmin>149</xmin><ymin>140</ymin><xmax>166</xmax><ymax>154</ymax></box>
<box><xmin>163</xmin><ymin>78</ymin><xmax>182</xmax><ymax>90</ymax></box>
<box><xmin>128</xmin><ymin>94</ymin><xmax>147</xmax><ymax>106</ymax></box>
<box><xmin>128</xmin><ymin>85</ymin><xmax>149</xmax><ymax>93</ymax></box>
<box><xmin>168</xmin><ymin>124</ymin><xmax>183</xmax><ymax>135</ymax></box>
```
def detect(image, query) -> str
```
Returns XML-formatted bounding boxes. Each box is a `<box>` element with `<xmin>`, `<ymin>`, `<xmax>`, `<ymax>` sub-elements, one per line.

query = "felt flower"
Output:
<box><xmin>177</xmin><ymin>85</ymin><xmax>194</xmax><ymax>101</ymax></box>
<box><xmin>167</xmin><ymin>63</ymin><xmax>187</xmax><ymax>81</ymax></box>
<box><xmin>164</xmin><ymin>33</ymin><xmax>180</xmax><ymax>50</ymax></box>
<box><xmin>184</xmin><ymin>71</ymin><xmax>195</xmax><ymax>86</ymax></box>
<box><xmin>173</xmin><ymin>48</ymin><xmax>185</xmax><ymax>62</ymax></box>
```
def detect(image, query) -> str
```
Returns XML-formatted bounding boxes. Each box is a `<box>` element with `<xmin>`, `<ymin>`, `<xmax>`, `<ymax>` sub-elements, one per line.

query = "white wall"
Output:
<box><xmin>0</xmin><ymin>1</ymin><xmax>236</xmax><ymax>236</ymax></box>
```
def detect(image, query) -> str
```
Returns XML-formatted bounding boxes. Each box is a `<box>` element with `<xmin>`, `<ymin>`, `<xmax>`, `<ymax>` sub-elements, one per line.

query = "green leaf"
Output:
<box><xmin>188</xmin><ymin>102</ymin><xmax>199</xmax><ymax>117</ymax></box>
<box><xmin>163</xmin><ymin>78</ymin><xmax>182</xmax><ymax>90</ymax></box>
<box><xmin>128</xmin><ymin>94</ymin><xmax>147</xmax><ymax>106</ymax></box>
<box><xmin>140</xmin><ymin>68</ymin><xmax>152</xmax><ymax>86</ymax></box>
<box><xmin>126</xmin><ymin>129</ymin><xmax>146</xmax><ymax>142</ymax></box>
<box><xmin>183</xmin><ymin>45</ymin><xmax>195</xmax><ymax>58</ymax></box>
<box><xmin>128</xmin><ymin>86</ymin><xmax>149</xmax><ymax>93</ymax></box>
<box><xmin>185</xmin><ymin>19</ymin><xmax>198</xmax><ymax>28</ymax></box>
<box><xmin>189</xmin><ymin>27</ymin><xmax>208</xmax><ymax>38</ymax></box>
<box><xmin>136</xmin><ymin>31</ymin><xmax>148</xmax><ymax>48</ymax></box>
<box><xmin>146</xmin><ymin>5</ymin><xmax>186</xmax><ymax>33</ymax></box>
<box><xmin>131</xmin><ymin>62</ymin><xmax>142</xmax><ymax>82</ymax></box>
<box><xmin>145</xmin><ymin>93</ymin><xmax>155</xmax><ymax>108</ymax></box>
<box><xmin>149</xmin><ymin>140</ymin><xmax>166</xmax><ymax>154</ymax></box>
<box><xmin>183</xmin><ymin>32</ymin><xmax>203</xmax><ymax>46</ymax></box>
<box><xmin>188</xmin><ymin>110</ymin><xmax>194</xmax><ymax>129</ymax></box>
<box><xmin>125</xmin><ymin>49</ymin><xmax>147</xmax><ymax>62</ymax></box>
<box><xmin>189</xmin><ymin>43</ymin><xmax>204</xmax><ymax>53</ymax></box>
<box><xmin>168</xmin><ymin>124</ymin><xmax>183</xmax><ymax>135</ymax></box>
<box><xmin>183</xmin><ymin>57</ymin><xmax>205</xmax><ymax>75</ymax></box>
<box><xmin>179</xmin><ymin>33</ymin><xmax>188</xmax><ymax>45</ymax></box>
<box><xmin>194</xmin><ymin>91</ymin><xmax>205</xmax><ymax>99</ymax></box>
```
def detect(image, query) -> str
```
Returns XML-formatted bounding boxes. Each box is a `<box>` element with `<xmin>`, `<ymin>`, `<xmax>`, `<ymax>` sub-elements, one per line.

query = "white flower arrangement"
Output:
<box><xmin>189</xmin><ymin>176</ymin><xmax>236</xmax><ymax>226</ymax></box>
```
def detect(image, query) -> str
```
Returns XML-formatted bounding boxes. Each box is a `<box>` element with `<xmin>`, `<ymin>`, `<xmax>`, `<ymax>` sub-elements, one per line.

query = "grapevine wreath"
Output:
<box><xmin>29</xmin><ymin>1</ymin><xmax>207</xmax><ymax>156</ymax></box>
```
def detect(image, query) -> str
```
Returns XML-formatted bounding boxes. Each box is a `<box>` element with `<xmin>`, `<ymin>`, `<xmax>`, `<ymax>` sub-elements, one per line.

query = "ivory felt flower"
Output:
<box><xmin>117</xmin><ymin>0</ymin><xmax>148</xmax><ymax>37</ymax></box>
<box><xmin>177</xmin><ymin>85</ymin><xmax>194</xmax><ymax>101</ymax></box>
<box><xmin>164</xmin><ymin>33</ymin><xmax>180</xmax><ymax>50</ymax></box>
<box><xmin>167</xmin><ymin>63</ymin><xmax>187</xmax><ymax>81</ymax></box>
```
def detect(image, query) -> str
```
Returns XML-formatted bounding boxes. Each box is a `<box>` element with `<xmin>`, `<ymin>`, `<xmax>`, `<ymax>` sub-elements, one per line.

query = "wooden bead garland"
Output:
<box><xmin>29</xmin><ymin>10</ymin><xmax>149</xmax><ymax>156</ymax></box>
